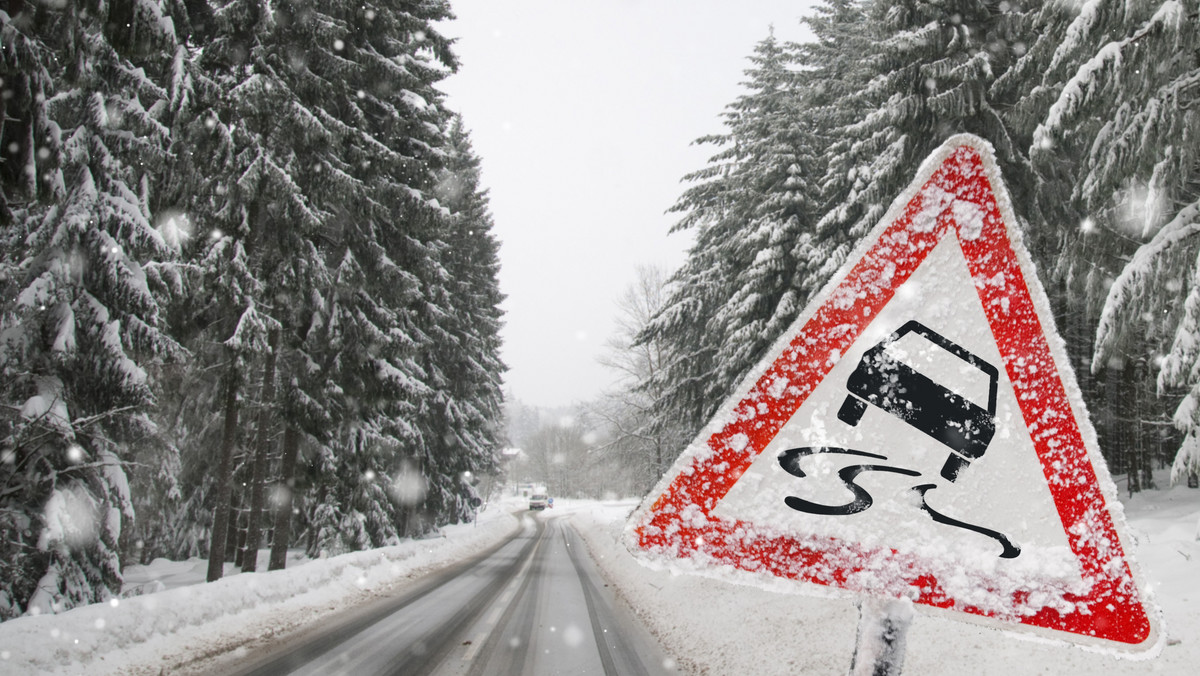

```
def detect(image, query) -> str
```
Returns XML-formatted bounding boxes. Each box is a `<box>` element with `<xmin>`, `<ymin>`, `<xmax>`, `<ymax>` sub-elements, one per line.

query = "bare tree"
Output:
<box><xmin>600</xmin><ymin>265</ymin><xmax>672</xmax><ymax>389</ymax></box>
<box><xmin>522</xmin><ymin>417</ymin><xmax>589</xmax><ymax>497</ymax></box>
<box><xmin>590</xmin><ymin>265</ymin><xmax>687</xmax><ymax>492</ymax></box>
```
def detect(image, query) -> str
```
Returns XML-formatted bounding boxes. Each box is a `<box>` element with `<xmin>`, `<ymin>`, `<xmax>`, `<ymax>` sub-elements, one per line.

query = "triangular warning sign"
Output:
<box><xmin>627</xmin><ymin>135</ymin><xmax>1160</xmax><ymax>653</ymax></box>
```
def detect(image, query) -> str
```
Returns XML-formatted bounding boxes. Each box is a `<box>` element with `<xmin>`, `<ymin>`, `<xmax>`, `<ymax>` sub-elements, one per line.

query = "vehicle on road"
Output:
<box><xmin>529</xmin><ymin>494</ymin><xmax>549</xmax><ymax>510</ymax></box>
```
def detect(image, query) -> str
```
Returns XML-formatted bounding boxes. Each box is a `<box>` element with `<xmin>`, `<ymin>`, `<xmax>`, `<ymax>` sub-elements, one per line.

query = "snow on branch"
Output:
<box><xmin>19</xmin><ymin>376</ymin><xmax>73</xmax><ymax>439</ymax></box>
<box><xmin>1046</xmin><ymin>0</ymin><xmax>1106</xmax><ymax>76</ymax></box>
<box><xmin>1035</xmin><ymin>0</ymin><xmax>1185</xmax><ymax>149</ymax></box>
<box><xmin>1081</xmin><ymin>70</ymin><xmax>1200</xmax><ymax>208</ymax></box>
<box><xmin>1094</xmin><ymin>198</ymin><xmax>1200</xmax><ymax>370</ymax></box>
<box><xmin>1169</xmin><ymin>427</ymin><xmax>1200</xmax><ymax>485</ymax></box>
<box><xmin>224</xmin><ymin>301</ymin><xmax>281</xmax><ymax>354</ymax></box>
<box><xmin>1158</xmin><ymin>248</ymin><xmax>1200</xmax><ymax>392</ymax></box>
<box><xmin>83</xmin><ymin>292</ymin><xmax>149</xmax><ymax>391</ymax></box>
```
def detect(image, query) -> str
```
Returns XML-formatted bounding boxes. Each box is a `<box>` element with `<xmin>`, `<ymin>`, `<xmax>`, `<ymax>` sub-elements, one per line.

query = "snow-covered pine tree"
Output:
<box><xmin>108</xmin><ymin>0</ymin><xmax>225</xmax><ymax>568</ymax></box>
<box><xmin>707</xmin><ymin>31</ymin><xmax>821</xmax><ymax>401</ymax></box>
<box><xmin>150</xmin><ymin>0</ymin><xmax>335</xmax><ymax>578</ymax></box>
<box><xmin>642</xmin><ymin>6</ymin><xmax>872</xmax><ymax>441</ymax></box>
<box><xmin>643</xmin><ymin>0</ymin><xmax>1042</xmax><ymax>453</ymax></box>
<box><xmin>252</xmin><ymin>0</ymin><xmax>475</xmax><ymax>549</ymax></box>
<box><xmin>0</xmin><ymin>0</ymin><xmax>181</xmax><ymax>617</ymax></box>
<box><xmin>1024</xmin><ymin>0</ymin><xmax>1200</xmax><ymax>487</ymax></box>
<box><xmin>1</xmin><ymin>9</ymin><xmax>57</xmax><ymax>616</ymax></box>
<box><xmin>816</xmin><ymin>0</ymin><xmax>1030</xmax><ymax>286</ymax></box>
<box><xmin>119</xmin><ymin>0</ymin><xmax>254</xmax><ymax>565</ymax></box>
<box><xmin>327</xmin><ymin>1</ymin><xmax>510</xmax><ymax>536</ymax></box>
<box><xmin>984</xmin><ymin>1</ymin><xmax>1131</xmax><ymax>456</ymax></box>
<box><xmin>797</xmin><ymin>0</ymin><xmax>892</xmax><ymax>267</ymax></box>
<box><xmin>642</xmin><ymin>30</ymin><xmax>809</xmax><ymax>440</ymax></box>
<box><xmin>637</xmin><ymin>219</ymin><xmax>734</xmax><ymax>443</ymax></box>
<box><xmin>301</xmin><ymin>0</ymin><xmax>444</xmax><ymax>546</ymax></box>
<box><xmin>186</xmin><ymin>235</ymin><xmax>280</xmax><ymax>579</ymax></box>
<box><xmin>298</xmin><ymin>242</ymin><xmax>422</xmax><ymax>554</ymax></box>
<box><xmin>422</xmin><ymin>116</ymin><xmax>506</xmax><ymax>522</ymax></box>
<box><xmin>800</xmin><ymin>0</ymin><xmax>881</xmax><ymax>140</ymax></box>
<box><xmin>712</xmin><ymin>3</ymin><xmax>891</xmax><ymax>400</ymax></box>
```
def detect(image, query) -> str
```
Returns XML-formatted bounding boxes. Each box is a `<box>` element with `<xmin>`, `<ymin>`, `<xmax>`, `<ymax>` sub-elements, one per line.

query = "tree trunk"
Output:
<box><xmin>229</xmin><ymin>510</ymin><xmax>243</xmax><ymax>565</ymax></box>
<box><xmin>232</xmin><ymin>508</ymin><xmax>246</xmax><ymax>566</ymax></box>
<box><xmin>268</xmin><ymin>425</ymin><xmax>302</xmax><ymax>570</ymax></box>
<box><xmin>1133</xmin><ymin>358</ymin><xmax>1155</xmax><ymax>492</ymax></box>
<box><xmin>206</xmin><ymin>360</ymin><xmax>240</xmax><ymax>583</ymax></box>
<box><xmin>241</xmin><ymin>329</ymin><xmax>279</xmax><ymax>572</ymax></box>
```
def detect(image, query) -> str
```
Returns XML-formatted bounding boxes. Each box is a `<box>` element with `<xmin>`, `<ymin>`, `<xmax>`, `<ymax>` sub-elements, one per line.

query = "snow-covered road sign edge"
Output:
<box><xmin>624</xmin><ymin>134</ymin><xmax>1163</xmax><ymax>656</ymax></box>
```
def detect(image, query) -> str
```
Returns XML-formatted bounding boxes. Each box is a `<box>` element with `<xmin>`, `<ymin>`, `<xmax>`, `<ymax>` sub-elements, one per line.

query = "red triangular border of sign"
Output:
<box><xmin>629</xmin><ymin>136</ymin><xmax>1158</xmax><ymax>651</ymax></box>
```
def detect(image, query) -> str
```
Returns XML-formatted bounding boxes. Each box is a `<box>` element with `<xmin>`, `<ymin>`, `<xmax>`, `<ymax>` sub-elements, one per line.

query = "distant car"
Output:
<box><xmin>529</xmin><ymin>494</ymin><xmax>549</xmax><ymax>510</ymax></box>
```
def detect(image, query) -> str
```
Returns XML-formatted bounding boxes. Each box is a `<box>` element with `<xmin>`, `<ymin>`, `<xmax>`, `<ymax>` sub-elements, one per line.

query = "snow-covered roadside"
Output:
<box><xmin>3</xmin><ymin>486</ymin><xmax>1194</xmax><ymax>676</ymax></box>
<box><xmin>568</xmin><ymin>483</ymin><xmax>1200</xmax><ymax>676</ymax></box>
<box><xmin>0</xmin><ymin>502</ymin><xmax>522</xmax><ymax>676</ymax></box>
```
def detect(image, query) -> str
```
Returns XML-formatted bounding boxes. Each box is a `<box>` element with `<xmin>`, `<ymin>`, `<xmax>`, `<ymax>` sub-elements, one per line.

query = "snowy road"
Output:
<box><xmin>228</xmin><ymin>513</ymin><xmax>674</xmax><ymax>676</ymax></box>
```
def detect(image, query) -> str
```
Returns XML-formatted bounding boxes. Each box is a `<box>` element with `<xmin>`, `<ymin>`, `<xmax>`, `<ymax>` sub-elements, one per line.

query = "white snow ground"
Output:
<box><xmin>572</xmin><ymin>477</ymin><xmax>1200</xmax><ymax>676</ymax></box>
<box><xmin>0</xmin><ymin>483</ymin><xmax>1197</xmax><ymax>675</ymax></box>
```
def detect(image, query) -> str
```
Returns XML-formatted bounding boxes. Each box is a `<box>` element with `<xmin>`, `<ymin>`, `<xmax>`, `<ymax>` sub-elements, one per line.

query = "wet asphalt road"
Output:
<box><xmin>229</xmin><ymin>513</ymin><xmax>676</xmax><ymax>676</ymax></box>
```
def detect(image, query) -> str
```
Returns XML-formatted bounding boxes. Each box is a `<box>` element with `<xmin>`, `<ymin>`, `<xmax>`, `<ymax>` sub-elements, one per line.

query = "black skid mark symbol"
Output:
<box><xmin>778</xmin><ymin>447</ymin><xmax>921</xmax><ymax>516</ymax></box>
<box><xmin>777</xmin><ymin>447</ymin><xmax>1022</xmax><ymax>558</ymax></box>
<box><xmin>913</xmin><ymin>484</ymin><xmax>1021</xmax><ymax>559</ymax></box>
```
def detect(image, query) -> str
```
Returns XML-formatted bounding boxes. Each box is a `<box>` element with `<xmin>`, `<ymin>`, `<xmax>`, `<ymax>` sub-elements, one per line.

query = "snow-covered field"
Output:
<box><xmin>0</xmin><ymin>485</ymin><xmax>1196</xmax><ymax>675</ymax></box>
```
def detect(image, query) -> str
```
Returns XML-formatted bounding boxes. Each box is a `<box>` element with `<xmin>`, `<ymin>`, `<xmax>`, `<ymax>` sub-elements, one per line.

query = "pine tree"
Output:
<box><xmin>816</xmin><ymin>0</ymin><xmax>1029</xmax><ymax>285</ymax></box>
<box><xmin>1082</xmin><ymin>1</ymin><xmax>1200</xmax><ymax>486</ymax></box>
<box><xmin>218</xmin><ymin>0</ymin><xmax>492</xmax><ymax>552</ymax></box>
<box><xmin>708</xmin><ymin>31</ymin><xmax>818</xmax><ymax>396</ymax></box>
<box><xmin>641</xmin><ymin>1</ymin><xmax>1043</xmax><ymax>457</ymax></box>
<box><xmin>292</xmin><ymin>0</ymin><xmax>466</xmax><ymax>548</ymax></box>
<box><xmin>643</xmin><ymin>8</ymin><xmax>872</xmax><ymax>440</ymax></box>
<box><xmin>1007</xmin><ymin>0</ymin><xmax>1199</xmax><ymax>486</ymax></box>
<box><xmin>152</xmin><ymin>0</ymin><xmax>330</xmax><ymax>578</ymax></box>
<box><xmin>1</xmin><ymin>0</ymin><xmax>181</xmax><ymax>617</ymax></box>
<box><xmin>644</xmin><ymin>31</ymin><xmax>810</xmax><ymax>439</ymax></box>
<box><xmin>0</xmin><ymin>0</ymin><xmax>511</xmax><ymax>611</ymax></box>
<box><xmin>422</xmin><ymin>116</ymin><xmax>506</xmax><ymax>522</ymax></box>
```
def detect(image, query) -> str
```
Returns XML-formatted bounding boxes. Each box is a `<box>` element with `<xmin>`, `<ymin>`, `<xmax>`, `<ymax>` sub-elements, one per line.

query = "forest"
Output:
<box><xmin>1</xmin><ymin>0</ymin><xmax>504</xmax><ymax>619</ymax></box>
<box><xmin>2</xmin><ymin>0</ymin><xmax>1199</xmax><ymax>625</ymax></box>
<box><xmin>585</xmin><ymin>0</ymin><xmax>1200</xmax><ymax>505</ymax></box>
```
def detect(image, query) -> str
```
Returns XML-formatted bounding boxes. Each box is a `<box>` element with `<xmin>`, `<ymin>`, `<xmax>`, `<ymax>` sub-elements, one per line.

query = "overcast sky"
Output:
<box><xmin>438</xmin><ymin>1</ymin><xmax>817</xmax><ymax>408</ymax></box>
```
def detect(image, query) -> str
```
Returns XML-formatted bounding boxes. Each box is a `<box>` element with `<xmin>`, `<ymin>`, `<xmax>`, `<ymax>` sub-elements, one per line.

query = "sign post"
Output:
<box><xmin>848</xmin><ymin>597</ymin><xmax>914</xmax><ymax>676</ymax></box>
<box><xmin>627</xmin><ymin>135</ymin><xmax>1161</xmax><ymax>657</ymax></box>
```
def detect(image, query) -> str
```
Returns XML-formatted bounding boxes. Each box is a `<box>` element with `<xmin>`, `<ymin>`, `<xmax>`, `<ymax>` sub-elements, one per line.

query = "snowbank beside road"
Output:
<box><xmin>0</xmin><ymin>503</ymin><xmax>521</xmax><ymax>676</ymax></box>
<box><xmin>568</xmin><ymin>483</ymin><xmax>1200</xmax><ymax>676</ymax></box>
<box><xmin>3</xmin><ymin>486</ymin><xmax>1196</xmax><ymax>676</ymax></box>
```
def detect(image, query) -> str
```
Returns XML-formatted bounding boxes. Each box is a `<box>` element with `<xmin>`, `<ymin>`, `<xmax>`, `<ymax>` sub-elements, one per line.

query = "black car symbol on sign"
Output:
<box><xmin>836</xmin><ymin>320</ymin><xmax>999</xmax><ymax>482</ymax></box>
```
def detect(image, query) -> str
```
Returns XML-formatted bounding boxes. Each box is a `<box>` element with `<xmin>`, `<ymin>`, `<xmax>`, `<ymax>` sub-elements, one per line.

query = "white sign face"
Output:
<box><xmin>627</xmin><ymin>135</ymin><xmax>1160</xmax><ymax>654</ymax></box>
<box><xmin>713</xmin><ymin>235</ymin><xmax>1080</xmax><ymax>586</ymax></box>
